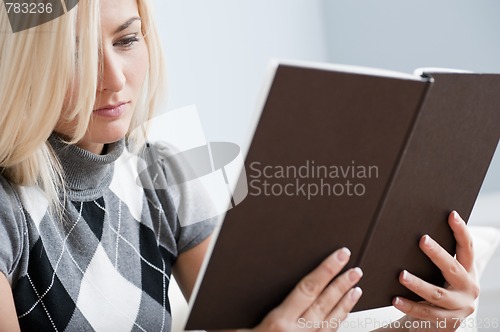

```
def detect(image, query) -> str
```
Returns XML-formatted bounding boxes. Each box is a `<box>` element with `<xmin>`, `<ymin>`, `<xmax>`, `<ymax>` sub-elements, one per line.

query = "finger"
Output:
<box><xmin>393</xmin><ymin>296</ymin><xmax>451</xmax><ymax>321</ymax></box>
<box><xmin>393</xmin><ymin>296</ymin><xmax>474</xmax><ymax>324</ymax></box>
<box><xmin>399</xmin><ymin>270</ymin><xmax>459</xmax><ymax>310</ymax></box>
<box><xmin>278</xmin><ymin>248</ymin><xmax>351</xmax><ymax>318</ymax></box>
<box><xmin>301</xmin><ymin>267</ymin><xmax>363</xmax><ymax>321</ymax></box>
<box><xmin>449</xmin><ymin>211</ymin><xmax>474</xmax><ymax>273</ymax></box>
<box><xmin>322</xmin><ymin>287</ymin><xmax>363</xmax><ymax>331</ymax></box>
<box><xmin>419</xmin><ymin>234</ymin><xmax>468</xmax><ymax>289</ymax></box>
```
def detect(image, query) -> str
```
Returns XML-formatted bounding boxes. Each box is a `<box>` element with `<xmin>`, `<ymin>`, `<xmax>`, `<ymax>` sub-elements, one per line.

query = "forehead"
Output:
<box><xmin>100</xmin><ymin>0</ymin><xmax>140</xmax><ymax>30</ymax></box>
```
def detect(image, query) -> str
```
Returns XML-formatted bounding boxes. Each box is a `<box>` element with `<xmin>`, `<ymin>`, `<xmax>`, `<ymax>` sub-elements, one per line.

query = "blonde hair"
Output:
<box><xmin>0</xmin><ymin>0</ymin><xmax>166</xmax><ymax>206</ymax></box>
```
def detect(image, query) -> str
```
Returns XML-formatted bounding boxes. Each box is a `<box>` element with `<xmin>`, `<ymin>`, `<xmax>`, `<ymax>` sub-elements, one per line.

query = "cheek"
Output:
<box><xmin>129</xmin><ymin>47</ymin><xmax>149</xmax><ymax>96</ymax></box>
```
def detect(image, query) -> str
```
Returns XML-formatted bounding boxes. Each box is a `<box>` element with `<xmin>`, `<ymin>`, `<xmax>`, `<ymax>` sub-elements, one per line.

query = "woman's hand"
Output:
<box><xmin>393</xmin><ymin>211</ymin><xmax>479</xmax><ymax>332</ymax></box>
<box><xmin>244</xmin><ymin>247</ymin><xmax>363</xmax><ymax>332</ymax></box>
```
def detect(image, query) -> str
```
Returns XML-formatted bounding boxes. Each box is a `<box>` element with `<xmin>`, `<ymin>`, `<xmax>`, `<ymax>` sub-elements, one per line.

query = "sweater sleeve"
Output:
<box><xmin>0</xmin><ymin>176</ymin><xmax>25</xmax><ymax>281</ymax></box>
<box><xmin>152</xmin><ymin>142</ymin><xmax>220</xmax><ymax>255</ymax></box>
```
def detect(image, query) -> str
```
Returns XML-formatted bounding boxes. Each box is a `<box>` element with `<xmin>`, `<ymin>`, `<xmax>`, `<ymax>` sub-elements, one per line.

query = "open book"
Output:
<box><xmin>185</xmin><ymin>60</ymin><xmax>500</xmax><ymax>330</ymax></box>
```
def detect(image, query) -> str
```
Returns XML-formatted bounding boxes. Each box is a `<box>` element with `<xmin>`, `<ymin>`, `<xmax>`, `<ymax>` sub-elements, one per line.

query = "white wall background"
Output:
<box><xmin>323</xmin><ymin>0</ymin><xmax>500</xmax><ymax>73</ymax></box>
<box><xmin>152</xmin><ymin>0</ymin><xmax>500</xmax><ymax>328</ymax></box>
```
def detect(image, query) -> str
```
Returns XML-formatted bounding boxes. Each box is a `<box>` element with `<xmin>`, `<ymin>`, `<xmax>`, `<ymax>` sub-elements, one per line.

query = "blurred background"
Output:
<box><xmin>152</xmin><ymin>0</ymin><xmax>500</xmax><ymax>328</ymax></box>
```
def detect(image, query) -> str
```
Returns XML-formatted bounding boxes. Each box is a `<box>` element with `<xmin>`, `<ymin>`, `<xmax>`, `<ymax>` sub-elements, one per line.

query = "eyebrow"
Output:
<box><xmin>114</xmin><ymin>17</ymin><xmax>142</xmax><ymax>34</ymax></box>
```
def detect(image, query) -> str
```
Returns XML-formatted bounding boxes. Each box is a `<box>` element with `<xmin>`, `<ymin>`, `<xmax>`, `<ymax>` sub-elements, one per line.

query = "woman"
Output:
<box><xmin>0</xmin><ymin>0</ymin><xmax>478</xmax><ymax>331</ymax></box>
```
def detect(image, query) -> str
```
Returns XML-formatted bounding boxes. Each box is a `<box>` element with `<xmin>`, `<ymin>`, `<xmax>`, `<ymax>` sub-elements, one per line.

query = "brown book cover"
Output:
<box><xmin>185</xmin><ymin>62</ymin><xmax>500</xmax><ymax>330</ymax></box>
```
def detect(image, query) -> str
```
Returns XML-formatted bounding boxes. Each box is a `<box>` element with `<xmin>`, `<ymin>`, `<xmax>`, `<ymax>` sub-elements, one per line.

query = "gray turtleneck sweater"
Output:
<box><xmin>0</xmin><ymin>134</ymin><xmax>217</xmax><ymax>331</ymax></box>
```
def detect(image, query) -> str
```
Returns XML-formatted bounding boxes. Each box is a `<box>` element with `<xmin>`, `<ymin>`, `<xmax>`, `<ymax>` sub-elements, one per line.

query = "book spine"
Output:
<box><xmin>355</xmin><ymin>79</ymin><xmax>433</xmax><ymax>267</ymax></box>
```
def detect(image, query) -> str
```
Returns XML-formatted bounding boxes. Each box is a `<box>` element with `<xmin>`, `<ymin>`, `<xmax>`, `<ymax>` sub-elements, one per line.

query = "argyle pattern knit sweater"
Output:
<box><xmin>0</xmin><ymin>134</ymin><xmax>217</xmax><ymax>331</ymax></box>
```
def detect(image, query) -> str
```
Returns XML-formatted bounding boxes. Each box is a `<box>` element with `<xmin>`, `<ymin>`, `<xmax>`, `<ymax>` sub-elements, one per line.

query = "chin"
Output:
<box><xmin>87</xmin><ymin>119</ymin><xmax>132</xmax><ymax>145</ymax></box>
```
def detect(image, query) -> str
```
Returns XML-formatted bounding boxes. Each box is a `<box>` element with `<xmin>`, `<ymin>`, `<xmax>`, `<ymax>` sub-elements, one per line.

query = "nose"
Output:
<box><xmin>96</xmin><ymin>47</ymin><xmax>125</xmax><ymax>93</ymax></box>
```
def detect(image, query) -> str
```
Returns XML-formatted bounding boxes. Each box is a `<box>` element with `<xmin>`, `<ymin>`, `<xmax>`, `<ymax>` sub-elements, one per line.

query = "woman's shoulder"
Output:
<box><xmin>0</xmin><ymin>174</ymin><xmax>34</xmax><ymax>234</ymax></box>
<box><xmin>0</xmin><ymin>175</ymin><xmax>21</xmax><ymax>215</ymax></box>
<box><xmin>139</xmin><ymin>141</ymin><xmax>220</xmax><ymax>249</ymax></box>
<box><xmin>0</xmin><ymin>174</ymin><xmax>27</xmax><ymax>281</ymax></box>
<box><xmin>138</xmin><ymin>140</ymin><xmax>198</xmax><ymax>186</ymax></box>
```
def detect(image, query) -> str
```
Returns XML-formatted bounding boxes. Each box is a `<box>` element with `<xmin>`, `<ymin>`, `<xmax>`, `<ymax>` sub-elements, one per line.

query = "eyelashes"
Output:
<box><xmin>113</xmin><ymin>34</ymin><xmax>140</xmax><ymax>49</ymax></box>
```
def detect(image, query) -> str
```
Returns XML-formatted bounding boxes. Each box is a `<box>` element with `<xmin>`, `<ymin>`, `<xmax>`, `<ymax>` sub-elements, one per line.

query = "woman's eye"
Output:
<box><xmin>114</xmin><ymin>35</ymin><xmax>140</xmax><ymax>48</ymax></box>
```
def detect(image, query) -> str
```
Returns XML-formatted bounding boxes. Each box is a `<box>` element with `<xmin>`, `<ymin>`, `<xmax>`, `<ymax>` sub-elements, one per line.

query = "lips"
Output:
<box><xmin>93</xmin><ymin>102</ymin><xmax>129</xmax><ymax>118</ymax></box>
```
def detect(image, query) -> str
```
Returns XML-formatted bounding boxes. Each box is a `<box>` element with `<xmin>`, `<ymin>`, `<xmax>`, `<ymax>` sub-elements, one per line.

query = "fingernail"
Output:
<box><xmin>453</xmin><ymin>211</ymin><xmax>461</xmax><ymax>223</ymax></box>
<box><xmin>350</xmin><ymin>287</ymin><xmax>362</xmax><ymax>301</ymax></box>
<box><xmin>393</xmin><ymin>297</ymin><xmax>406</xmax><ymax>308</ymax></box>
<box><xmin>401</xmin><ymin>270</ymin><xmax>411</xmax><ymax>282</ymax></box>
<box><xmin>422</xmin><ymin>234</ymin><xmax>432</xmax><ymax>247</ymax></box>
<box><xmin>336</xmin><ymin>247</ymin><xmax>351</xmax><ymax>263</ymax></box>
<box><xmin>349</xmin><ymin>267</ymin><xmax>363</xmax><ymax>282</ymax></box>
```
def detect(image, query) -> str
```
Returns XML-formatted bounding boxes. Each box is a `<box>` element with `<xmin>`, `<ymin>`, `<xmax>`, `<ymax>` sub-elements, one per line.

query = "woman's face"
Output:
<box><xmin>56</xmin><ymin>0</ymin><xmax>149</xmax><ymax>154</ymax></box>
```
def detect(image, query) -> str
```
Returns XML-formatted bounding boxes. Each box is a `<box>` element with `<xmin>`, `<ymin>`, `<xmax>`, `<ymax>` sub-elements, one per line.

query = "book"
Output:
<box><xmin>185</xmin><ymin>60</ymin><xmax>500</xmax><ymax>330</ymax></box>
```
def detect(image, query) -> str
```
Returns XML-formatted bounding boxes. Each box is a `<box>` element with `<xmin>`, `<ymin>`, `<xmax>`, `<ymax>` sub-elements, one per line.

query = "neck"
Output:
<box><xmin>48</xmin><ymin>133</ymin><xmax>125</xmax><ymax>200</ymax></box>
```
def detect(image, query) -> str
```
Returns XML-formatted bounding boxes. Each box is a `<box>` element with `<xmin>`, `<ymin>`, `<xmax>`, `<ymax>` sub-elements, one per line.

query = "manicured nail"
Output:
<box><xmin>453</xmin><ymin>211</ymin><xmax>461</xmax><ymax>223</ymax></box>
<box><xmin>349</xmin><ymin>267</ymin><xmax>363</xmax><ymax>282</ymax></box>
<box><xmin>393</xmin><ymin>297</ymin><xmax>406</xmax><ymax>308</ymax></box>
<box><xmin>350</xmin><ymin>287</ymin><xmax>362</xmax><ymax>301</ymax></box>
<box><xmin>336</xmin><ymin>247</ymin><xmax>351</xmax><ymax>263</ymax></box>
<box><xmin>422</xmin><ymin>234</ymin><xmax>432</xmax><ymax>247</ymax></box>
<box><xmin>401</xmin><ymin>270</ymin><xmax>411</xmax><ymax>282</ymax></box>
